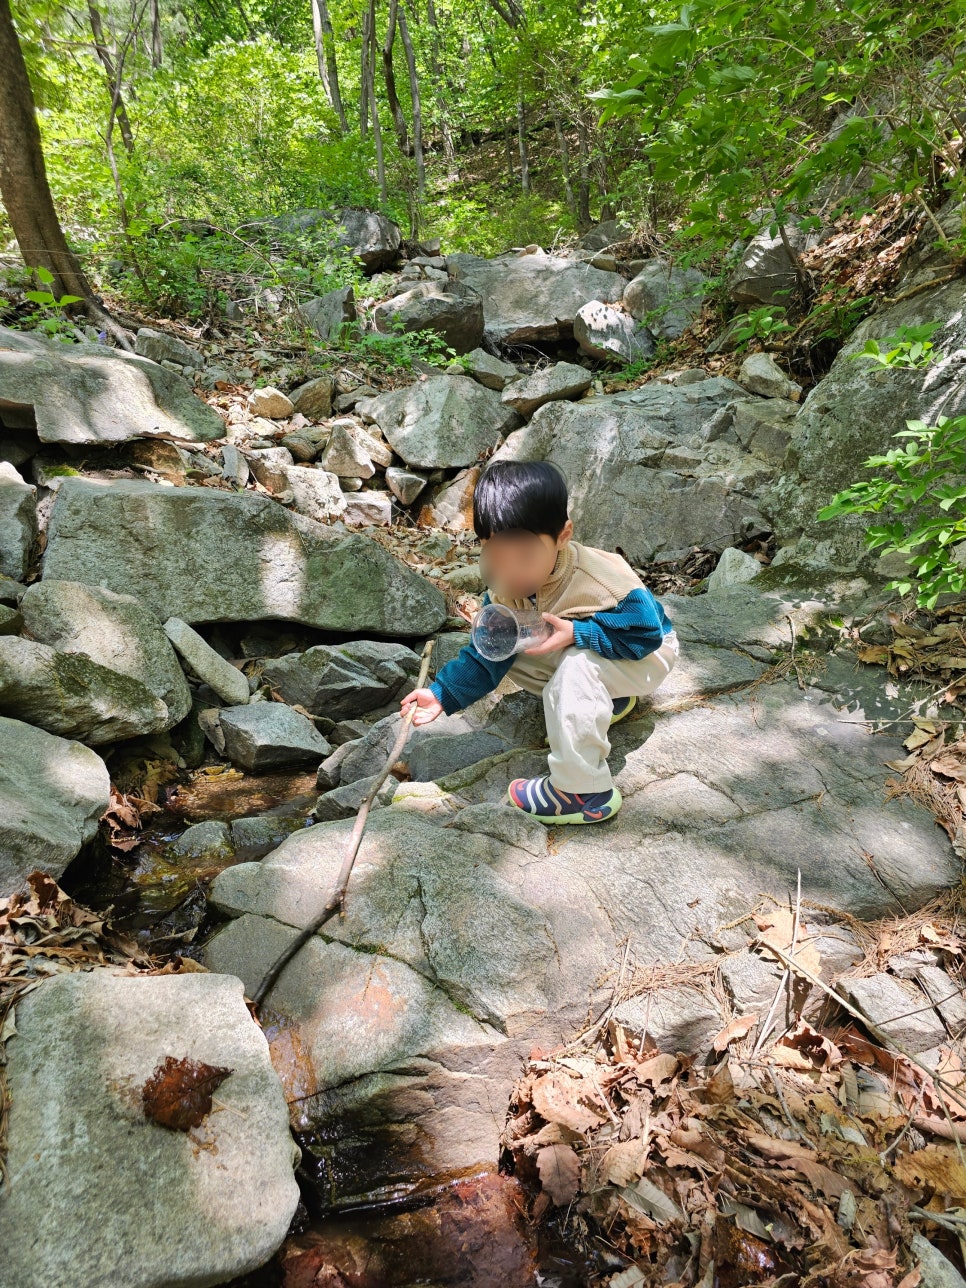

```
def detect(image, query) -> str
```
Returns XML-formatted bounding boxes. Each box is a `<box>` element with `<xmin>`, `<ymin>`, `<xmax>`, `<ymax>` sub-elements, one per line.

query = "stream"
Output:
<box><xmin>57</xmin><ymin>763</ymin><xmax>603</xmax><ymax>1288</ymax></box>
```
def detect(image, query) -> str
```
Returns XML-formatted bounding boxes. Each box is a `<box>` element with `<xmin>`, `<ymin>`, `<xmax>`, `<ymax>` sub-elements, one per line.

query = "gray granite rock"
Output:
<box><xmin>164</xmin><ymin>617</ymin><xmax>251</xmax><ymax>706</ymax></box>
<box><xmin>216</xmin><ymin>702</ymin><xmax>331</xmax><ymax>771</ymax></box>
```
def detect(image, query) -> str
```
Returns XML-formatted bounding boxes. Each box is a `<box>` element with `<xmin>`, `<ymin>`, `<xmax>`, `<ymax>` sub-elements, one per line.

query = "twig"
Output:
<box><xmin>752</xmin><ymin>869</ymin><xmax>802</xmax><ymax>1057</ymax></box>
<box><xmin>251</xmin><ymin>638</ymin><xmax>435</xmax><ymax>1012</ymax></box>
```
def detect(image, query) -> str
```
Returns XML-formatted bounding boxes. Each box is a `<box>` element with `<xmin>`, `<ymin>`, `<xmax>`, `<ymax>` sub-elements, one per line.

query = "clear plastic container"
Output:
<box><xmin>471</xmin><ymin>603</ymin><xmax>554</xmax><ymax>661</ymax></box>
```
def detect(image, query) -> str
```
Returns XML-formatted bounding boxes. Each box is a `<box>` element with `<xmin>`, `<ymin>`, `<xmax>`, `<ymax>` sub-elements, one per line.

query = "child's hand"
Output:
<box><xmin>524</xmin><ymin>613</ymin><xmax>576</xmax><ymax>655</ymax></box>
<box><xmin>400</xmin><ymin>687</ymin><xmax>444</xmax><ymax>726</ymax></box>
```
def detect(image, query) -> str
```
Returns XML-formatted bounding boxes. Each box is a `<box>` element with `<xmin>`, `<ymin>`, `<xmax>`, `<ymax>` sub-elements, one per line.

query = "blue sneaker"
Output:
<box><xmin>507</xmin><ymin>774</ymin><xmax>622</xmax><ymax>825</ymax></box>
<box><xmin>610</xmin><ymin>696</ymin><xmax>637</xmax><ymax>726</ymax></box>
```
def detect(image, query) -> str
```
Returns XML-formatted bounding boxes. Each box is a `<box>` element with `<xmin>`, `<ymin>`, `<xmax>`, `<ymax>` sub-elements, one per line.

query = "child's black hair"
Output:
<box><xmin>473</xmin><ymin>460</ymin><xmax>569</xmax><ymax>540</ymax></box>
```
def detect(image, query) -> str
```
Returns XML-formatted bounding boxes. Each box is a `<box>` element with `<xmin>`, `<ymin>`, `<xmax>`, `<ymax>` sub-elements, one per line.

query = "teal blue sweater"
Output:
<box><xmin>429</xmin><ymin>586</ymin><xmax>673</xmax><ymax>716</ymax></box>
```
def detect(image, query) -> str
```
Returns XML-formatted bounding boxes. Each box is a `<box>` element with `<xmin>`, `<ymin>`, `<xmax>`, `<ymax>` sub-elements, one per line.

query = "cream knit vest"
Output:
<box><xmin>488</xmin><ymin>540</ymin><xmax>645</xmax><ymax>619</ymax></box>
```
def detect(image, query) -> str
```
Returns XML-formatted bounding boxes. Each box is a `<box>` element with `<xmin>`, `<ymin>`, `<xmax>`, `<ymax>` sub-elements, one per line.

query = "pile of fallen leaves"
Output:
<box><xmin>0</xmin><ymin>871</ymin><xmax>208</xmax><ymax>1185</ymax></box>
<box><xmin>502</xmin><ymin>898</ymin><xmax>966</xmax><ymax>1287</ymax></box>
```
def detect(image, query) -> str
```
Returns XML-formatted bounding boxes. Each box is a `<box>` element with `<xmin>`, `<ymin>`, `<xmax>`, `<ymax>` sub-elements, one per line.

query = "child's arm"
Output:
<box><xmin>400</xmin><ymin>593</ymin><xmax>516</xmax><ymax>722</ymax></box>
<box><xmin>570</xmin><ymin>587</ymin><xmax>672</xmax><ymax>660</ymax></box>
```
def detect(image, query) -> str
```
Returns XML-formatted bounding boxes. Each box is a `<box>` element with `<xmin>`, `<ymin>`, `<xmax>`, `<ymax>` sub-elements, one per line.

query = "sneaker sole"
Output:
<box><xmin>506</xmin><ymin>786</ymin><xmax>623</xmax><ymax>825</ymax></box>
<box><xmin>609</xmin><ymin>698</ymin><xmax>637</xmax><ymax>727</ymax></box>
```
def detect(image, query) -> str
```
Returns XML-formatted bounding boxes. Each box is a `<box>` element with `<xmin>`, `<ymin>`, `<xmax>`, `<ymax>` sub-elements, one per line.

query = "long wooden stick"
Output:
<box><xmin>251</xmin><ymin>637</ymin><xmax>435</xmax><ymax>1012</ymax></box>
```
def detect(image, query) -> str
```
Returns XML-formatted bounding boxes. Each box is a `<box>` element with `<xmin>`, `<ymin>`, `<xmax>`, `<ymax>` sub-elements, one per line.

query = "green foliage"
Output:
<box><xmin>425</xmin><ymin>189</ymin><xmax>573</xmax><ymax>257</ymax></box>
<box><xmin>16</xmin><ymin>266</ymin><xmax>82</xmax><ymax>339</ymax></box>
<box><xmin>730</xmin><ymin>305</ymin><xmax>793</xmax><ymax>352</ymax></box>
<box><xmin>849</xmin><ymin>322</ymin><xmax>943</xmax><ymax>370</ymax></box>
<box><xmin>818</xmin><ymin>415</ymin><xmax>966</xmax><ymax>608</ymax></box>
<box><xmin>340</xmin><ymin>318</ymin><xmax>458</xmax><ymax>373</ymax></box>
<box><xmin>803</xmin><ymin>288</ymin><xmax>875</xmax><ymax>343</ymax></box>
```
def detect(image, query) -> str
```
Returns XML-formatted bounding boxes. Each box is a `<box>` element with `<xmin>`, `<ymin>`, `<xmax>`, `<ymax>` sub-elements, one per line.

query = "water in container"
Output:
<box><xmin>471</xmin><ymin>603</ymin><xmax>554</xmax><ymax>661</ymax></box>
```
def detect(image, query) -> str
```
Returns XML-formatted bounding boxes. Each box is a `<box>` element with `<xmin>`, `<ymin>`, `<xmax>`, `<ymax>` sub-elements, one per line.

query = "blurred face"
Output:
<box><xmin>480</xmin><ymin>521</ymin><xmax>574</xmax><ymax>599</ymax></box>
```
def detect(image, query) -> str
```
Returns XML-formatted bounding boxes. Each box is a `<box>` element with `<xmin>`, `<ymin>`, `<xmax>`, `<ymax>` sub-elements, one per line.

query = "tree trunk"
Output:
<box><xmin>87</xmin><ymin>1</ymin><xmax>135</xmax><ymax>155</ymax></box>
<box><xmin>312</xmin><ymin>0</ymin><xmax>348</xmax><ymax>132</ymax></box>
<box><xmin>576</xmin><ymin>121</ymin><xmax>591</xmax><ymax>227</ymax></box>
<box><xmin>0</xmin><ymin>0</ymin><xmax>94</xmax><ymax>301</ymax></box>
<box><xmin>553</xmin><ymin>114</ymin><xmax>576</xmax><ymax>215</ymax></box>
<box><xmin>517</xmin><ymin>98</ymin><xmax>530</xmax><ymax>193</ymax></box>
<box><xmin>365</xmin><ymin>0</ymin><xmax>387</xmax><ymax>202</ymax></box>
<box><xmin>149</xmin><ymin>0</ymin><xmax>162</xmax><ymax>67</ymax></box>
<box><xmin>425</xmin><ymin>0</ymin><xmax>456</xmax><ymax>175</ymax></box>
<box><xmin>398</xmin><ymin>8</ymin><xmax>424</xmax><ymax>195</ymax></box>
<box><xmin>381</xmin><ymin>0</ymin><xmax>408</xmax><ymax>152</ymax></box>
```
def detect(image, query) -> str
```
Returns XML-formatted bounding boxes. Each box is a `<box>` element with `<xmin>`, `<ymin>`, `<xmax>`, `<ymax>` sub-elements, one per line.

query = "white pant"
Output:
<box><xmin>506</xmin><ymin>630</ymin><xmax>679</xmax><ymax>793</ymax></box>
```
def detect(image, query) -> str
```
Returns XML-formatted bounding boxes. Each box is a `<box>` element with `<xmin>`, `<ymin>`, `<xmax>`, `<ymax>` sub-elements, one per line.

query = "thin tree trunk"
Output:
<box><xmin>504</xmin><ymin>123</ymin><xmax>514</xmax><ymax>181</ymax></box>
<box><xmin>425</xmin><ymin>0</ymin><xmax>456</xmax><ymax>174</ymax></box>
<box><xmin>576</xmin><ymin>120</ymin><xmax>591</xmax><ymax>227</ymax></box>
<box><xmin>359</xmin><ymin>0</ymin><xmax>370</xmax><ymax>136</ymax></box>
<box><xmin>312</xmin><ymin>0</ymin><xmax>348</xmax><ymax>132</ymax></box>
<box><xmin>517</xmin><ymin>98</ymin><xmax>530</xmax><ymax>193</ymax></box>
<box><xmin>87</xmin><ymin>1</ymin><xmax>135</xmax><ymax>155</ymax></box>
<box><xmin>149</xmin><ymin>0</ymin><xmax>161</xmax><ymax>66</ymax></box>
<box><xmin>381</xmin><ymin>0</ymin><xmax>408</xmax><ymax>152</ymax></box>
<box><xmin>553</xmin><ymin>113</ymin><xmax>576</xmax><ymax>215</ymax></box>
<box><xmin>365</xmin><ymin>0</ymin><xmax>387</xmax><ymax>202</ymax></box>
<box><xmin>398</xmin><ymin>7</ymin><xmax>424</xmax><ymax>195</ymax></box>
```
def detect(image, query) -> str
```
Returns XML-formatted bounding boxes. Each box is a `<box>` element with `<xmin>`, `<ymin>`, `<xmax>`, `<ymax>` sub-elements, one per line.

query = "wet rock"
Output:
<box><xmin>373</xmin><ymin>280</ymin><xmax>484</xmax><ymax>353</ymax></box>
<box><xmin>163</xmin><ymin>617</ymin><xmax>251</xmax><ymax>706</ymax></box>
<box><xmin>463</xmin><ymin>347</ymin><xmax>519</xmax><ymax>391</ymax></box>
<box><xmin>624</xmin><ymin>260</ymin><xmax>708</xmax><ymax>339</ymax></box>
<box><xmin>166</xmin><ymin>818</ymin><xmax>235</xmax><ymax>862</ymax></box>
<box><xmin>0</xmin><ymin>716</ymin><xmax>109</xmax><ymax>895</ymax></box>
<box><xmin>249</xmin><ymin>386</ymin><xmax>295</xmax><ymax>419</ymax></box>
<box><xmin>21</xmin><ymin>580</ymin><xmax>192</xmax><ymax>727</ymax></box>
<box><xmin>0</xmin><ymin>636</ymin><xmax>171</xmax><ymax>745</ymax></box>
<box><xmin>42</xmin><ymin>478</ymin><xmax>446</xmax><ymax>636</ymax></box>
<box><xmin>707</xmin><ymin>547</ymin><xmax>762</xmax><ymax>593</ymax></box>
<box><xmin>0</xmin><ymin>969</ymin><xmax>300</xmax><ymax>1288</ymax></box>
<box><xmin>501</xmin><ymin>362</ymin><xmax>592</xmax><ymax>417</ymax></box>
<box><xmin>288</xmin><ymin>375</ymin><xmax>334</xmax><ymax>419</ymax></box>
<box><xmin>216</xmin><ymin>702</ymin><xmax>331</xmax><ymax>771</ymax></box>
<box><xmin>0</xmin><ymin>461</ymin><xmax>35</xmax><ymax>581</ymax></box>
<box><xmin>263</xmin><ymin>640</ymin><xmax>420</xmax><ymax>720</ymax></box>
<box><xmin>0</xmin><ymin>325</ymin><xmax>224</xmax><ymax>445</ymax></box>
<box><xmin>446</xmin><ymin>251</ymin><xmax>625</xmax><ymax>347</ymax></box>
<box><xmin>573</xmin><ymin>300</ymin><xmax>654</xmax><ymax>365</ymax></box>
<box><xmin>358</xmin><ymin>375</ymin><xmax>519</xmax><ymax>470</ymax></box>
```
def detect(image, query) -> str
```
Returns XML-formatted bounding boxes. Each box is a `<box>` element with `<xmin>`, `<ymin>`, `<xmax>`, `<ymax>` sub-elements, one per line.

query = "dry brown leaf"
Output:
<box><xmin>893</xmin><ymin>1145</ymin><xmax>966</xmax><ymax>1199</ymax></box>
<box><xmin>712</xmin><ymin>1013</ymin><xmax>759</xmax><ymax>1052</ymax></box>
<box><xmin>599</xmin><ymin>1139</ymin><xmax>650</xmax><ymax>1187</ymax></box>
<box><xmin>530</xmin><ymin>1073</ymin><xmax>608</xmax><ymax>1133</ymax></box>
<box><xmin>753</xmin><ymin>909</ymin><xmax>822</xmax><ymax>977</ymax></box>
<box><xmin>633</xmin><ymin>1052</ymin><xmax>679</xmax><ymax>1086</ymax></box>
<box><xmin>536</xmin><ymin>1141</ymin><xmax>581</xmax><ymax>1206</ymax></box>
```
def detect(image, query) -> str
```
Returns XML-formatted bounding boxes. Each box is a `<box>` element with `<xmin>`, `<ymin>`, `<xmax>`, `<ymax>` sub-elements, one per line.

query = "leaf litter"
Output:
<box><xmin>501</xmin><ymin>878</ymin><xmax>966</xmax><ymax>1287</ymax></box>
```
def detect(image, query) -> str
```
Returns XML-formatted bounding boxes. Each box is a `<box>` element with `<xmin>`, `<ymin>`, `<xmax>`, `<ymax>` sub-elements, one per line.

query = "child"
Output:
<box><xmin>400</xmin><ymin>460</ymin><xmax>678</xmax><ymax>824</ymax></box>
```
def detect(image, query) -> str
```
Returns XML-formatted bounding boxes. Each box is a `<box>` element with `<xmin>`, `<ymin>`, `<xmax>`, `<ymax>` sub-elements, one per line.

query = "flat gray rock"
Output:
<box><xmin>42</xmin><ymin>477</ymin><xmax>446</xmax><ymax>636</ymax></box>
<box><xmin>844</xmin><ymin>972</ymin><xmax>947</xmax><ymax>1052</ymax></box>
<box><xmin>357</xmin><ymin>374</ymin><xmax>520</xmax><ymax>470</ymax></box>
<box><xmin>0</xmin><ymin>325</ymin><xmax>224</xmax><ymax>445</ymax></box>
<box><xmin>501</xmin><ymin>362</ymin><xmax>592</xmax><ymax>417</ymax></box>
<box><xmin>0</xmin><ymin>635</ymin><xmax>171</xmax><ymax>745</ymax></box>
<box><xmin>263</xmin><ymin>640</ymin><xmax>419</xmax><ymax>720</ymax></box>
<box><xmin>0</xmin><ymin>716</ymin><xmax>109</xmax><ymax>895</ymax></box>
<box><xmin>0</xmin><ymin>969</ymin><xmax>300</xmax><ymax>1288</ymax></box>
<box><xmin>21</xmin><ymin>580</ymin><xmax>191</xmax><ymax>726</ymax></box>
<box><xmin>217</xmin><ymin>701</ymin><xmax>331</xmax><ymax>771</ymax></box>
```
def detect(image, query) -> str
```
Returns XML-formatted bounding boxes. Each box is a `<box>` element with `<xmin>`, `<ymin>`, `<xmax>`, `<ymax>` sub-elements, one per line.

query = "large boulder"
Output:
<box><xmin>299</xmin><ymin>286</ymin><xmax>357</xmax><ymax>343</ymax></box>
<box><xmin>41</xmin><ymin>477</ymin><xmax>446</xmax><ymax>636</ymax></box>
<box><xmin>357</xmin><ymin>375</ymin><xmax>520</xmax><ymax>469</ymax></box>
<box><xmin>269</xmin><ymin>207</ymin><xmax>401</xmax><ymax>271</ymax></box>
<box><xmin>373</xmin><ymin>281</ymin><xmax>484</xmax><ymax>354</ymax></box>
<box><xmin>0</xmin><ymin>969</ymin><xmax>301</xmax><ymax>1288</ymax></box>
<box><xmin>0</xmin><ymin>461</ymin><xmax>35</xmax><ymax>580</ymax></box>
<box><xmin>492</xmin><ymin>377</ymin><xmax>772</xmax><ymax>563</ymax></box>
<box><xmin>0</xmin><ymin>716</ymin><xmax>109</xmax><ymax>895</ymax></box>
<box><xmin>446</xmin><ymin>252</ymin><xmax>625</xmax><ymax>347</ymax></box>
<box><xmin>0</xmin><ymin>326</ymin><xmax>224</xmax><ymax>445</ymax></box>
<box><xmin>20</xmin><ymin>580</ymin><xmax>192</xmax><ymax>727</ymax></box>
<box><xmin>0</xmin><ymin>636</ymin><xmax>171</xmax><ymax>745</ymax></box>
<box><xmin>624</xmin><ymin>260</ymin><xmax>709</xmax><ymax>338</ymax></box>
<box><xmin>760</xmin><ymin>276</ymin><xmax>966</xmax><ymax>570</ymax></box>
<box><xmin>217</xmin><ymin>702</ymin><xmax>331</xmax><ymax>771</ymax></box>
<box><xmin>729</xmin><ymin>216</ymin><xmax>820</xmax><ymax>308</ymax></box>
<box><xmin>263</xmin><ymin>640</ymin><xmax>420</xmax><ymax>720</ymax></box>
<box><xmin>501</xmin><ymin>362</ymin><xmax>592</xmax><ymax>417</ymax></box>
